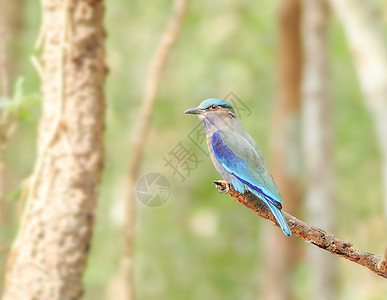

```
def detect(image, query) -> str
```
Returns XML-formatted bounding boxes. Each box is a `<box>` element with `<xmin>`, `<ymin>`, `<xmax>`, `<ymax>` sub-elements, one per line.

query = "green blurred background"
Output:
<box><xmin>1</xmin><ymin>0</ymin><xmax>387</xmax><ymax>299</ymax></box>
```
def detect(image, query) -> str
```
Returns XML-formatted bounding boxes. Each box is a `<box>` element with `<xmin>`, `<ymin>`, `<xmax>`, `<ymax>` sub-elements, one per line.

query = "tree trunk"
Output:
<box><xmin>263</xmin><ymin>1</ymin><xmax>302</xmax><ymax>299</ymax></box>
<box><xmin>0</xmin><ymin>0</ymin><xmax>25</xmax><ymax>227</ymax></box>
<box><xmin>3</xmin><ymin>0</ymin><xmax>106</xmax><ymax>299</ymax></box>
<box><xmin>0</xmin><ymin>0</ymin><xmax>26</xmax><ymax>294</ymax></box>
<box><xmin>106</xmin><ymin>1</ymin><xmax>186</xmax><ymax>299</ymax></box>
<box><xmin>302</xmin><ymin>1</ymin><xmax>338</xmax><ymax>299</ymax></box>
<box><xmin>328</xmin><ymin>0</ymin><xmax>387</xmax><ymax>220</ymax></box>
<box><xmin>0</xmin><ymin>0</ymin><xmax>25</xmax><ymax>85</ymax></box>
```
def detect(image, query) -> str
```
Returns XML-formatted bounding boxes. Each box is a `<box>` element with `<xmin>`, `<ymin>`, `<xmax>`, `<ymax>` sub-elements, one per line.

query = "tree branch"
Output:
<box><xmin>213</xmin><ymin>180</ymin><xmax>387</xmax><ymax>280</ymax></box>
<box><xmin>107</xmin><ymin>1</ymin><xmax>188</xmax><ymax>299</ymax></box>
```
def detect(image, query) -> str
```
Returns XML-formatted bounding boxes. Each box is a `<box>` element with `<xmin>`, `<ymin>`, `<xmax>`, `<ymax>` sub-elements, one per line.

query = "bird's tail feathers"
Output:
<box><xmin>246</xmin><ymin>186</ymin><xmax>292</xmax><ymax>236</ymax></box>
<box><xmin>265</xmin><ymin>200</ymin><xmax>292</xmax><ymax>236</ymax></box>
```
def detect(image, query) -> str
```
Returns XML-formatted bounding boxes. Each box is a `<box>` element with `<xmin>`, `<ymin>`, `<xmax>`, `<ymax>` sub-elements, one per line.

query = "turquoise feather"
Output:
<box><xmin>184</xmin><ymin>98</ymin><xmax>292</xmax><ymax>236</ymax></box>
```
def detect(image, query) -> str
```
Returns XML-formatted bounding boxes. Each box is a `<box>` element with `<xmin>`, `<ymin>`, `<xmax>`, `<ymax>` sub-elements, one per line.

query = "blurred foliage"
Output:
<box><xmin>1</xmin><ymin>0</ymin><xmax>387</xmax><ymax>299</ymax></box>
<box><xmin>0</xmin><ymin>77</ymin><xmax>41</xmax><ymax>122</ymax></box>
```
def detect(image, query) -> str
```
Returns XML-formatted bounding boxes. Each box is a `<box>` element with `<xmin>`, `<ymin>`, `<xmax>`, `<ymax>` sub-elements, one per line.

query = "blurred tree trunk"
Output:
<box><xmin>106</xmin><ymin>1</ymin><xmax>186</xmax><ymax>299</ymax></box>
<box><xmin>0</xmin><ymin>0</ymin><xmax>26</xmax><ymax>294</ymax></box>
<box><xmin>328</xmin><ymin>0</ymin><xmax>387</xmax><ymax>220</ymax></box>
<box><xmin>3</xmin><ymin>0</ymin><xmax>106</xmax><ymax>299</ymax></box>
<box><xmin>302</xmin><ymin>1</ymin><xmax>338</xmax><ymax>299</ymax></box>
<box><xmin>0</xmin><ymin>0</ymin><xmax>25</xmax><ymax>85</ymax></box>
<box><xmin>0</xmin><ymin>0</ymin><xmax>25</xmax><ymax>227</ymax></box>
<box><xmin>263</xmin><ymin>1</ymin><xmax>302</xmax><ymax>299</ymax></box>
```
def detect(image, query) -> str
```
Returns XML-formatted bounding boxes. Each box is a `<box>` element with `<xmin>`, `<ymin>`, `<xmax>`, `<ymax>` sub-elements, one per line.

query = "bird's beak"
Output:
<box><xmin>184</xmin><ymin>106</ymin><xmax>203</xmax><ymax>115</ymax></box>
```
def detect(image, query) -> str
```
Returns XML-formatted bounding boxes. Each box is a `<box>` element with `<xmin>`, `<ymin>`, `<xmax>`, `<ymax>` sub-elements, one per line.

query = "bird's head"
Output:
<box><xmin>184</xmin><ymin>99</ymin><xmax>237</xmax><ymax>128</ymax></box>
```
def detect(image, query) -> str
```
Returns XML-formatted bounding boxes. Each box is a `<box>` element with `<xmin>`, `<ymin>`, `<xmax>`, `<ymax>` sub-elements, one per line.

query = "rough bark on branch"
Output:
<box><xmin>213</xmin><ymin>180</ymin><xmax>387</xmax><ymax>280</ymax></box>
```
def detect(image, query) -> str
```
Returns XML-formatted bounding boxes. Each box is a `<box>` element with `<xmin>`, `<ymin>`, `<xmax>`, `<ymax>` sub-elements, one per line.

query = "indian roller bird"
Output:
<box><xmin>184</xmin><ymin>98</ymin><xmax>292</xmax><ymax>236</ymax></box>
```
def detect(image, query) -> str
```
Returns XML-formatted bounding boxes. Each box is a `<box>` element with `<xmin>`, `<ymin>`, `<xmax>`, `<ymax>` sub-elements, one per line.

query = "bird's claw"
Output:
<box><xmin>213</xmin><ymin>180</ymin><xmax>230</xmax><ymax>194</ymax></box>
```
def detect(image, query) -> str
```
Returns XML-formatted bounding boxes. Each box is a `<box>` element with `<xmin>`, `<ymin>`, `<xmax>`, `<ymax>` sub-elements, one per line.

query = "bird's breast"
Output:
<box><xmin>206</xmin><ymin>130</ymin><xmax>232</xmax><ymax>180</ymax></box>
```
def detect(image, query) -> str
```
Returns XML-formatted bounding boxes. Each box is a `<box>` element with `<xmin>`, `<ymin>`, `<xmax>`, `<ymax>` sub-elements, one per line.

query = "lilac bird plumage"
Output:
<box><xmin>184</xmin><ymin>98</ymin><xmax>291</xmax><ymax>236</ymax></box>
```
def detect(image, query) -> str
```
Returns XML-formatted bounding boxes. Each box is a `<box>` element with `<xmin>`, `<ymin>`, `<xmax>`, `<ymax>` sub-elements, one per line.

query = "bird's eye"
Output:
<box><xmin>210</xmin><ymin>104</ymin><xmax>218</xmax><ymax>110</ymax></box>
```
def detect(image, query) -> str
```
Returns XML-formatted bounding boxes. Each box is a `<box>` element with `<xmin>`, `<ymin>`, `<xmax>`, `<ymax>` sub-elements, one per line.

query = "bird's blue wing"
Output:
<box><xmin>210</xmin><ymin>130</ymin><xmax>282</xmax><ymax>206</ymax></box>
<box><xmin>211</xmin><ymin>130</ymin><xmax>292</xmax><ymax>236</ymax></box>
